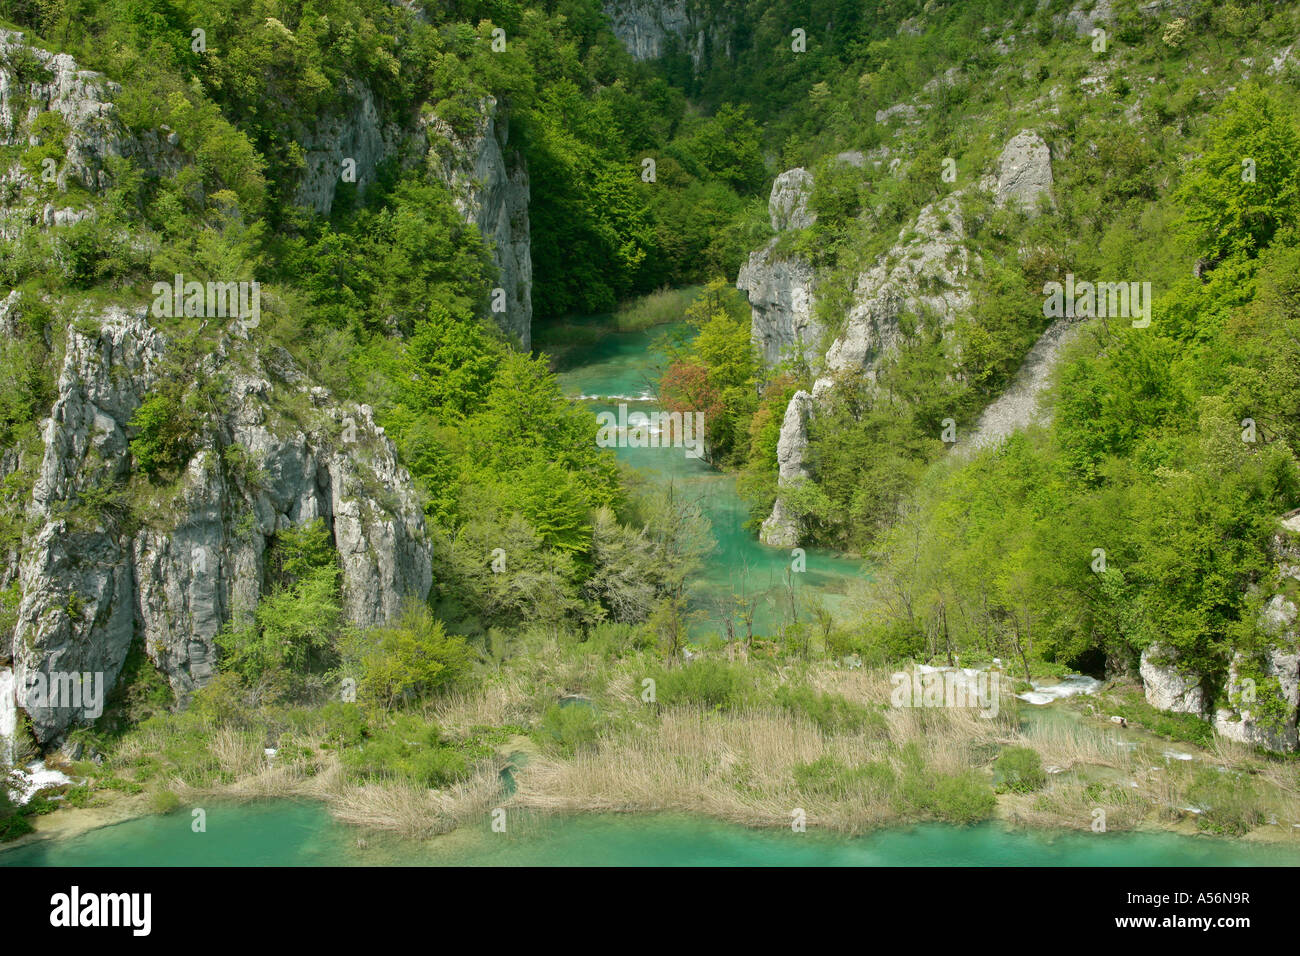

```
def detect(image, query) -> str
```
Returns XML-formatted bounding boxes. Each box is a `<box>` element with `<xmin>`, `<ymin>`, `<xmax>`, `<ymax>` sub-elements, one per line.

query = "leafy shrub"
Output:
<box><xmin>776</xmin><ymin>685</ymin><xmax>886</xmax><ymax>737</ymax></box>
<box><xmin>651</xmin><ymin>659</ymin><xmax>752</xmax><ymax>711</ymax></box>
<box><xmin>341</xmin><ymin>603</ymin><xmax>473</xmax><ymax>708</ymax></box>
<box><xmin>994</xmin><ymin>746</ymin><xmax>1046</xmax><ymax>793</ymax></box>
<box><xmin>148</xmin><ymin>790</ymin><xmax>181</xmax><ymax>814</ymax></box>
<box><xmin>341</xmin><ymin>715</ymin><xmax>468</xmax><ymax>788</ymax></box>
<box><xmin>930</xmin><ymin>772</ymin><xmax>998</xmax><ymax>824</ymax></box>
<box><xmin>537</xmin><ymin>702</ymin><xmax>601</xmax><ymax>755</ymax></box>
<box><xmin>128</xmin><ymin>387</ymin><xmax>197</xmax><ymax>477</ymax></box>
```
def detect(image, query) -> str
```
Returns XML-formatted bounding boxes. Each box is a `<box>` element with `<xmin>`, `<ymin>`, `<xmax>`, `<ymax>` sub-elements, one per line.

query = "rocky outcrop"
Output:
<box><xmin>1211</xmin><ymin>515</ymin><xmax>1300</xmax><ymax>751</ymax></box>
<box><xmin>1139</xmin><ymin>644</ymin><xmax>1205</xmax><ymax>714</ymax></box>
<box><xmin>8</xmin><ymin>307</ymin><xmax>432</xmax><ymax>744</ymax></box>
<box><xmin>292</xmin><ymin>81</ymin><xmax>404</xmax><ymax>217</ymax></box>
<box><xmin>738</xmin><ymin>168</ymin><xmax>821</xmax><ymax>371</ymax></box>
<box><xmin>0</xmin><ymin>29</ymin><xmax>187</xmax><ymax>239</ymax></box>
<box><xmin>768</xmin><ymin>168</ymin><xmax>815</xmax><ymax>231</ymax></box>
<box><xmin>425</xmin><ymin>99</ymin><xmax>533</xmax><ymax>348</ymax></box>
<box><xmin>1214</xmin><ymin>641</ymin><xmax>1300</xmax><ymax>752</ymax></box>
<box><xmin>603</xmin><ymin>0</ymin><xmax>731</xmax><ymax>70</ymax></box>
<box><xmin>1062</xmin><ymin>0</ymin><xmax>1114</xmax><ymax>37</ymax></box>
<box><xmin>759</xmin><ymin>390</ymin><xmax>812</xmax><ymax>547</ymax></box>
<box><xmin>292</xmin><ymin>87</ymin><xmax>533</xmax><ymax>346</ymax></box>
<box><xmin>813</xmin><ymin>194</ymin><xmax>975</xmax><ymax>399</ymax></box>
<box><xmin>958</xmin><ymin>317</ymin><xmax>1082</xmax><ymax>455</ymax></box>
<box><xmin>994</xmin><ymin>130</ymin><xmax>1054</xmax><ymax>216</ymax></box>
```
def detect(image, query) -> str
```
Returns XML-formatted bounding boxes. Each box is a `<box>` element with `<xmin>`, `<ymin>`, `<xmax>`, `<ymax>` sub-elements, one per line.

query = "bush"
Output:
<box><xmin>994</xmin><ymin>746</ymin><xmax>1046</xmax><ymax>793</ymax></box>
<box><xmin>128</xmin><ymin>387</ymin><xmax>197</xmax><ymax>478</ymax></box>
<box><xmin>776</xmin><ymin>685</ymin><xmax>886</xmax><ymax>737</ymax></box>
<box><xmin>148</xmin><ymin>790</ymin><xmax>181</xmax><ymax>814</ymax></box>
<box><xmin>341</xmin><ymin>715</ymin><xmax>469</xmax><ymax>788</ymax></box>
<box><xmin>931</xmin><ymin>772</ymin><xmax>997</xmax><ymax>825</ymax></box>
<box><xmin>651</xmin><ymin>659</ymin><xmax>752</xmax><ymax>711</ymax></box>
<box><xmin>537</xmin><ymin>702</ymin><xmax>601</xmax><ymax>755</ymax></box>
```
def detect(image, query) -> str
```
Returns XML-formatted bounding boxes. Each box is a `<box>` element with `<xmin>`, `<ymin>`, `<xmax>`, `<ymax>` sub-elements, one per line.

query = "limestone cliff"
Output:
<box><xmin>602</xmin><ymin>0</ymin><xmax>733</xmax><ymax>71</ymax></box>
<box><xmin>7</xmin><ymin>305</ymin><xmax>432</xmax><ymax>744</ymax></box>
<box><xmin>751</xmin><ymin>128</ymin><xmax>1059</xmax><ymax>546</ymax></box>
<box><xmin>425</xmin><ymin>99</ymin><xmax>533</xmax><ymax>349</ymax></box>
<box><xmin>737</xmin><ymin>168</ymin><xmax>821</xmax><ymax>371</ymax></box>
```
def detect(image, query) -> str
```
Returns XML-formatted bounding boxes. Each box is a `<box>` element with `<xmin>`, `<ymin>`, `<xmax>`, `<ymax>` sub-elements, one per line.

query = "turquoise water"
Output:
<box><xmin>554</xmin><ymin>323</ymin><xmax>865</xmax><ymax>636</ymax></box>
<box><xmin>5</xmin><ymin>803</ymin><xmax>1299</xmax><ymax>866</ymax></box>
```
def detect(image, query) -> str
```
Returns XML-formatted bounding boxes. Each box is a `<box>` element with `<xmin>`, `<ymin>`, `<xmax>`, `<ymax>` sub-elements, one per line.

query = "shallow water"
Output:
<box><xmin>5</xmin><ymin>802</ymin><xmax>1299</xmax><ymax>866</ymax></box>
<box><xmin>554</xmin><ymin>323</ymin><xmax>864</xmax><ymax>636</ymax></box>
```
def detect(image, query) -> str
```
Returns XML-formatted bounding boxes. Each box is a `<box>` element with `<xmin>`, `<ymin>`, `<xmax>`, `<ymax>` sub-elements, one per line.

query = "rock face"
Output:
<box><xmin>994</xmin><ymin>130</ymin><xmax>1054</xmax><ymax>216</ymax></box>
<box><xmin>738</xmin><ymin>168</ymin><xmax>822</xmax><ymax>370</ymax></box>
<box><xmin>1139</xmin><ymin>644</ymin><xmax>1205</xmax><ymax>714</ymax></box>
<box><xmin>1062</xmin><ymin>0</ymin><xmax>1114</xmax><ymax>37</ymax></box>
<box><xmin>814</xmin><ymin>194</ymin><xmax>975</xmax><ymax>399</ymax></box>
<box><xmin>293</xmin><ymin>88</ymin><xmax>533</xmax><ymax>347</ymax></box>
<box><xmin>1214</xmin><ymin>640</ymin><xmax>1300</xmax><ymax>752</ymax></box>
<box><xmin>293</xmin><ymin>81</ymin><xmax>404</xmax><ymax>217</ymax></box>
<box><xmin>426</xmin><ymin>99</ymin><xmax>533</xmax><ymax>348</ymax></box>
<box><xmin>1211</xmin><ymin>518</ymin><xmax>1300</xmax><ymax>751</ymax></box>
<box><xmin>8</xmin><ymin>307</ymin><xmax>432</xmax><ymax>744</ymax></box>
<box><xmin>958</xmin><ymin>317</ymin><xmax>1082</xmax><ymax>455</ymax></box>
<box><xmin>759</xmin><ymin>391</ymin><xmax>812</xmax><ymax>547</ymax></box>
<box><xmin>0</xmin><ymin>29</ymin><xmax>187</xmax><ymax>239</ymax></box>
<box><xmin>768</xmin><ymin>168</ymin><xmax>815</xmax><ymax>231</ymax></box>
<box><xmin>602</xmin><ymin>0</ymin><xmax>731</xmax><ymax>70</ymax></box>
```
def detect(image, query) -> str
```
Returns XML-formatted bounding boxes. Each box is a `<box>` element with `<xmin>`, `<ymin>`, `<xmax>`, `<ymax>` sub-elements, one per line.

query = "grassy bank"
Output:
<box><xmin>12</xmin><ymin>629</ymin><xmax>1300</xmax><ymax>847</ymax></box>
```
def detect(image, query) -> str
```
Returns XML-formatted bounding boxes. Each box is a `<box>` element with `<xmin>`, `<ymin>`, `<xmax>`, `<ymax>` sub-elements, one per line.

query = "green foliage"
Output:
<box><xmin>218</xmin><ymin>519</ymin><xmax>342</xmax><ymax>698</ymax></box>
<box><xmin>341</xmin><ymin>714</ymin><xmax>470</xmax><ymax>788</ymax></box>
<box><xmin>1176</xmin><ymin>85</ymin><xmax>1300</xmax><ymax>264</ymax></box>
<box><xmin>340</xmin><ymin>604</ymin><xmax>474</xmax><ymax>708</ymax></box>
<box><xmin>650</xmin><ymin>659</ymin><xmax>752</xmax><ymax>711</ymax></box>
<box><xmin>128</xmin><ymin>385</ymin><xmax>197</xmax><ymax>478</ymax></box>
<box><xmin>994</xmin><ymin>746</ymin><xmax>1046</xmax><ymax>794</ymax></box>
<box><xmin>537</xmin><ymin>701</ymin><xmax>601</xmax><ymax>755</ymax></box>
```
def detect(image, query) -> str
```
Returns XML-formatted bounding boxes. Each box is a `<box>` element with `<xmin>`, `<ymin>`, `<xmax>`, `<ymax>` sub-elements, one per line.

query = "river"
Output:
<box><xmin>553</xmin><ymin>321</ymin><xmax>864</xmax><ymax>637</ymax></box>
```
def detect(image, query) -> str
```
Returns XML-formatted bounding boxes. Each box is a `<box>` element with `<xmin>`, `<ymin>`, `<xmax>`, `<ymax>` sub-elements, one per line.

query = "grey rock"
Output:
<box><xmin>958</xmin><ymin>317</ymin><xmax>1083</xmax><ymax>455</ymax></box>
<box><xmin>1063</xmin><ymin>0</ymin><xmax>1113</xmax><ymax>37</ymax></box>
<box><xmin>1140</xmin><ymin>644</ymin><xmax>1205</xmax><ymax>714</ymax></box>
<box><xmin>737</xmin><ymin>169</ymin><xmax>820</xmax><ymax>370</ymax></box>
<box><xmin>995</xmin><ymin>130</ymin><xmax>1054</xmax><ymax>215</ymax></box>
<box><xmin>814</xmin><ymin>195</ymin><xmax>975</xmax><ymax>398</ymax></box>
<box><xmin>603</xmin><ymin>0</ymin><xmax>730</xmax><ymax>69</ymax></box>
<box><xmin>768</xmin><ymin>167</ymin><xmax>815</xmax><ymax>232</ymax></box>
<box><xmin>425</xmin><ymin>98</ymin><xmax>533</xmax><ymax>347</ymax></box>
<box><xmin>1214</xmin><ymin>644</ymin><xmax>1300</xmax><ymax>752</ymax></box>
<box><xmin>759</xmin><ymin>391</ymin><xmax>813</xmax><ymax>547</ymax></box>
<box><xmin>292</xmin><ymin>81</ymin><xmax>402</xmax><ymax>216</ymax></box>
<box><xmin>10</xmin><ymin>309</ymin><xmax>432</xmax><ymax>742</ymax></box>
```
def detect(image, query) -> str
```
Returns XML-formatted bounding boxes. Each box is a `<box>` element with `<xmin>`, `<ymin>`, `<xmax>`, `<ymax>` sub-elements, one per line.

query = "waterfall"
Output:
<box><xmin>0</xmin><ymin>667</ymin><xmax>15</xmax><ymax>767</ymax></box>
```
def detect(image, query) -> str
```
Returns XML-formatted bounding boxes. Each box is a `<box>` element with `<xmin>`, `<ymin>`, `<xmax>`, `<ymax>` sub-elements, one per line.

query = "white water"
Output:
<box><xmin>0</xmin><ymin>666</ymin><xmax>74</xmax><ymax>803</ymax></box>
<box><xmin>1016</xmin><ymin>673</ymin><xmax>1102</xmax><ymax>705</ymax></box>
<box><xmin>0</xmin><ymin>667</ymin><xmax>15</xmax><ymax>767</ymax></box>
